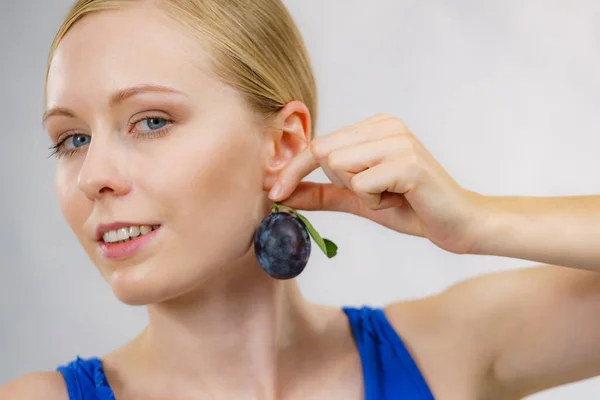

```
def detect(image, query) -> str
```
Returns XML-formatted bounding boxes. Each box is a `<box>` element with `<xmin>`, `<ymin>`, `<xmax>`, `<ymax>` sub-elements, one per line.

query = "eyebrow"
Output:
<box><xmin>108</xmin><ymin>84</ymin><xmax>185</xmax><ymax>107</ymax></box>
<box><xmin>42</xmin><ymin>84</ymin><xmax>184</xmax><ymax>125</ymax></box>
<box><xmin>42</xmin><ymin>107</ymin><xmax>76</xmax><ymax>125</ymax></box>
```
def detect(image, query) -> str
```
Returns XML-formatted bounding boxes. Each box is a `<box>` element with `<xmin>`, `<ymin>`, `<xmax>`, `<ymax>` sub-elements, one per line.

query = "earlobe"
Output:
<box><xmin>263</xmin><ymin>101</ymin><xmax>311</xmax><ymax>191</ymax></box>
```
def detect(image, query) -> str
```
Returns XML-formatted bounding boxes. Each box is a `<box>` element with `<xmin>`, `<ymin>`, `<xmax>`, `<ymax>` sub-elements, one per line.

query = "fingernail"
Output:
<box><xmin>269</xmin><ymin>183</ymin><xmax>282</xmax><ymax>200</ymax></box>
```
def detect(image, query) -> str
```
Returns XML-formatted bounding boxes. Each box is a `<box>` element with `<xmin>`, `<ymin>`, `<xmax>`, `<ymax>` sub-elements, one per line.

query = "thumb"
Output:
<box><xmin>277</xmin><ymin>182</ymin><xmax>365</xmax><ymax>215</ymax></box>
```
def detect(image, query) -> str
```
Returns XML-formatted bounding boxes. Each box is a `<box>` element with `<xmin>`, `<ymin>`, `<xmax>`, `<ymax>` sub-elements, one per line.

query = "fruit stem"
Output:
<box><xmin>272</xmin><ymin>203</ymin><xmax>297</xmax><ymax>216</ymax></box>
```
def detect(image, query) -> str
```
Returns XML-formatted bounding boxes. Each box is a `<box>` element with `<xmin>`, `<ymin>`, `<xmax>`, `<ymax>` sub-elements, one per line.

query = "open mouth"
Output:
<box><xmin>101</xmin><ymin>225</ymin><xmax>161</xmax><ymax>244</ymax></box>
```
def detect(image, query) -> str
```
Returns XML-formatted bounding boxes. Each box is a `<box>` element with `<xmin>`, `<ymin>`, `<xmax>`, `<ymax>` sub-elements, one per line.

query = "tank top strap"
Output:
<box><xmin>343</xmin><ymin>306</ymin><xmax>435</xmax><ymax>399</ymax></box>
<box><xmin>57</xmin><ymin>356</ymin><xmax>115</xmax><ymax>400</ymax></box>
<box><xmin>57</xmin><ymin>307</ymin><xmax>433</xmax><ymax>400</ymax></box>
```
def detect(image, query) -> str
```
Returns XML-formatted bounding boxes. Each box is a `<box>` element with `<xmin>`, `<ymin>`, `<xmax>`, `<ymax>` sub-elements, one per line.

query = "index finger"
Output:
<box><xmin>270</xmin><ymin>145</ymin><xmax>319</xmax><ymax>201</ymax></box>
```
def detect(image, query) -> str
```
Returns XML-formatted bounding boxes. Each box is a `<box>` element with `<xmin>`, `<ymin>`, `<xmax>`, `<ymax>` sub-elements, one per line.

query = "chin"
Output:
<box><xmin>103</xmin><ymin>259</ymin><xmax>233</xmax><ymax>306</ymax></box>
<box><xmin>109</xmin><ymin>277</ymin><xmax>168</xmax><ymax>306</ymax></box>
<box><xmin>103</xmin><ymin>264</ymin><xmax>186</xmax><ymax>306</ymax></box>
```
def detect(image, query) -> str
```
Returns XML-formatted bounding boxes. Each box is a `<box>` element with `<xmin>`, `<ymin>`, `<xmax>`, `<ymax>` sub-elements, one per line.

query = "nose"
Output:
<box><xmin>78</xmin><ymin>137</ymin><xmax>132</xmax><ymax>200</ymax></box>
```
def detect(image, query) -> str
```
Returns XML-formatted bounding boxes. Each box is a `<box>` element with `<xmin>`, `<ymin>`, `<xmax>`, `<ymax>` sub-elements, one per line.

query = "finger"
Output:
<box><xmin>273</xmin><ymin>117</ymin><xmax>410</xmax><ymax>200</ymax></box>
<box><xmin>350</xmin><ymin>157</ymin><xmax>419</xmax><ymax>209</ymax></box>
<box><xmin>370</xmin><ymin>191</ymin><xmax>406</xmax><ymax>210</ymax></box>
<box><xmin>270</xmin><ymin>145</ymin><xmax>320</xmax><ymax>201</ymax></box>
<box><xmin>278</xmin><ymin>182</ymin><xmax>366</xmax><ymax>215</ymax></box>
<box><xmin>342</xmin><ymin>189</ymin><xmax>406</xmax><ymax>211</ymax></box>
<box><xmin>310</xmin><ymin>115</ymin><xmax>409</xmax><ymax>161</ymax></box>
<box><xmin>327</xmin><ymin>134</ymin><xmax>411</xmax><ymax>188</ymax></box>
<box><xmin>268</xmin><ymin>144</ymin><xmax>346</xmax><ymax>202</ymax></box>
<box><xmin>280</xmin><ymin>182</ymin><xmax>405</xmax><ymax>225</ymax></box>
<box><xmin>311</xmin><ymin>117</ymin><xmax>409</xmax><ymax>191</ymax></box>
<box><xmin>321</xmin><ymin>164</ymin><xmax>346</xmax><ymax>189</ymax></box>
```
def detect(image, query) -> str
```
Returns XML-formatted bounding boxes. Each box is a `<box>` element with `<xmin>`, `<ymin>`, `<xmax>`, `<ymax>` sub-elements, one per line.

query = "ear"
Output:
<box><xmin>263</xmin><ymin>100</ymin><xmax>312</xmax><ymax>191</ymax></box>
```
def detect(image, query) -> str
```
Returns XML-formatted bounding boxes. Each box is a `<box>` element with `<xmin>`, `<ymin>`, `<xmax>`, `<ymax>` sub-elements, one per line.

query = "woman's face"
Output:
<box><xmin>44</xmin><ymin>5</ymin><xmax>286</xmax><ymax>305</ymax></box>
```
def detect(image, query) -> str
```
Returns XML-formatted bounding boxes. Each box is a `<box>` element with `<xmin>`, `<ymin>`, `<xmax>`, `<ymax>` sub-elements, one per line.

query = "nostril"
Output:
<box><xmin>98</xmin><ymin>186</ymin><xmax>114</xmax><ymax>194</ymax></box>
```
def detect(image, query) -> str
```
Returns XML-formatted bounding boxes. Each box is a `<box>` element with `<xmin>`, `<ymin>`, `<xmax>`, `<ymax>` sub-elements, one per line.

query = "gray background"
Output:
<box><xmin>1</xmin><ymin>0</ymin><xmax>599</xmax><ymax>398</ymax></box>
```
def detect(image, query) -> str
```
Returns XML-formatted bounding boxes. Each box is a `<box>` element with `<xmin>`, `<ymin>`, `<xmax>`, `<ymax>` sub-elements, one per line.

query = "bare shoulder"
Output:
<box><xmin>380</xmin><ymin>270</ymin><xmax>523</xmax><ymax>398</ymax></box>
<box><xmin>383</xmin><ymin>266</ymin><xmax>600</xmax><ymax>399</ymax></box>
<box><xmin>0</xmin><ymin>372</ymin><xmax>68</xmax><ymax>400</ymax></box>
<box><xmin>381</xmin><ymin>269</ymin><xmax>527</xmax><ymax>398</ymax></box>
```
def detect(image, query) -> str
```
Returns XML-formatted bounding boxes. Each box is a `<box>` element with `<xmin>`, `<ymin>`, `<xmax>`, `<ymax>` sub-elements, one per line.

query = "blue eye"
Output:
<box><xmin>136</xmin><ymin>117</ymin><xmax>168</xmax><ymax>131</ymax></box>
<box><xmin>64</xmin><ymin>134</ymin><xmax>91</xmax><ymax>149</ymax></box>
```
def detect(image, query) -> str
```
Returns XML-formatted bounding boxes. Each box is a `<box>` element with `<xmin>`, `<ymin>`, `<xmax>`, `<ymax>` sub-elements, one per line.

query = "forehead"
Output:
<box><xmin>46</xmin><ymin>4</ymin><xmax>214</xmax><ymax>108</ymax></box>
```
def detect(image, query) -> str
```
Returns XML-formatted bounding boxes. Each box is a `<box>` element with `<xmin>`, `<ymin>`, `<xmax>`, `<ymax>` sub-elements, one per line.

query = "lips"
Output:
<box><xmin>95</xmin><ymin>222</ymin><xmax>161</xmax><ymax>242</ymax></box>
<box><xmin>95</xmin><ymin>222</ymin><xmax>163</xmax><ymax>260</ymax></box>
<box><xmin>101</xmin><ymin>224</ymin><xmax>161</xmax><ymax>243</ymax></box>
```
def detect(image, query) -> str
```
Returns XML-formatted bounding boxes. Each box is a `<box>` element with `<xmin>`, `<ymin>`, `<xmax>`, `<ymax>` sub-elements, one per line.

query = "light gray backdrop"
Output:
<box><xmin>1</xmin><ymin>0</ymin><xmax>599</xmax><ymax>398</ymax></box>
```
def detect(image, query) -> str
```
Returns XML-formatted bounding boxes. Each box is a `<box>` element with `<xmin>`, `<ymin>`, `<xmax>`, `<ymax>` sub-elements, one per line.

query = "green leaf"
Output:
<box><xmin>294</xmin><ymin>211</ymin><xmax>338</xmax><ymax>258</ymax></box>
<box><xmin>323</xmin><ymin>239</ymin><xmax>338</xmax><ymax>258</ymax></box>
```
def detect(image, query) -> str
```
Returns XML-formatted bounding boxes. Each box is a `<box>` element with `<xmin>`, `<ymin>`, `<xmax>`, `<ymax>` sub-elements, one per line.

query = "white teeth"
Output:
<box><xmin>105</xmin><ymin>230</ymin><xmax>118</xmax><ymax>243</ymax></box>
<box><xmin>102</xmin><ymin>225</ymin><xmax>159</xmax><ymax>243</ymax></box>
<box><xmin>129</xmin><ymin>226</ymin><xmax>140</xmax><ymax>238</ymax></box>
<box><xmin>117</xmin><ymin>228</ymin><xmax>129</xmax><ymax>241</ymax></box>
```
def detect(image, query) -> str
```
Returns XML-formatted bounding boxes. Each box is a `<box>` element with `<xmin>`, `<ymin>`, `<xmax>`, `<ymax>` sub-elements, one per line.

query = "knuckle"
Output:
<box><xmin>349</xmin><ymin>173</ymin><xmax>365</xmax><ymax>192</ymax></box>
<box><xmin>388</xmin><ymin>117</ymin><xmax>408</xmax><ymax>132</ymax></box>
<box><xmin>326</xmin><ymin>151</ymin><xmax>343</xmax><ymax>170</ymax></box>
<box><xmin>309</xmin><ymin>138</ymin><xmax>325</xmax><ymax>158</ymax></box>
<box><xmin>349</xmin><ymin>173</ymin><xmax>359</xmax><ymax>190</ymax></box>
<box><xmin>389</xmin><ymin>156</ymin><xmax>420</xmax><ymax>194</ymax></box>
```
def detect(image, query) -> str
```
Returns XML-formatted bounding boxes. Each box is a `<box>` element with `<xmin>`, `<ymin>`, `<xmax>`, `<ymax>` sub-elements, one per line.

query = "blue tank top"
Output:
<box><xmin>57</xmin><ymin>306</ymin><xmax>434</xmax><ymax>399</ymax></box>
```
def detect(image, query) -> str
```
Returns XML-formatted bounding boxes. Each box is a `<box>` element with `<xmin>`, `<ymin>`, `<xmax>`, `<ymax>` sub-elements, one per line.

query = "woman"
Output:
<box><xmin>2</xmin><ymin>0</ymin><xmax>600</xmax><ymax>399</ymax></box>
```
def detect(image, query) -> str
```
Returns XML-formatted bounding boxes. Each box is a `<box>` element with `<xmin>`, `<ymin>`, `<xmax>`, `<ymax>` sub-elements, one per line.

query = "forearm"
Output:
<box><xmin>471</xmin><ymin>194</ymin><xmax>600</xmax><ymax>271</ymax></box>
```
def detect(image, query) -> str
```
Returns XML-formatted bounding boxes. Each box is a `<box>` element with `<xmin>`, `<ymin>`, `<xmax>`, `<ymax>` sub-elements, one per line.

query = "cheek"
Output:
<box><xmin>143</xmin><ymin>120</ymin><xmax>265</xmax><ymax>209</ymax></box>
<box><xmin>145</xmin><ymin>124</ymin><xmax>265</xmax><ymax>249</ymax></box>
<box><xmin>193</xmin><ymin>128</ymin><xmax>264</xmax><ymax>209</ymax></box>
<box><xmin>55</xmin><ymin>161</ymin><xmax>90</xmax><ymax>235</ymax></box>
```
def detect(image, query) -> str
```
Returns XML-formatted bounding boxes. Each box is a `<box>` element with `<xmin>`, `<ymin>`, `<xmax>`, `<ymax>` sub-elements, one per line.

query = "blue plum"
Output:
<box><xmin>254</xmin><ymin>211</ymin><xmax>311</xmax><ymax>280</ymax></box>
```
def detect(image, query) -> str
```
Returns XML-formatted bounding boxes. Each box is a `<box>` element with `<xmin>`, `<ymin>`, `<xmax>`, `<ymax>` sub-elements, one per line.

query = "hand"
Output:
<box><xmin>268</xmin><ymin>114</ymin><xmax>486</xmax><ymax>254</ymax></box>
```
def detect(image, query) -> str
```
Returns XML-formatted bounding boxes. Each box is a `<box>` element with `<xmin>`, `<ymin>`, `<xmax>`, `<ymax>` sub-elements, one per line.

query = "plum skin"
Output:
<box><xmin>254</xmin><ymin>212</ymin><xmax>311</xmax><ymax>279</ymax></box>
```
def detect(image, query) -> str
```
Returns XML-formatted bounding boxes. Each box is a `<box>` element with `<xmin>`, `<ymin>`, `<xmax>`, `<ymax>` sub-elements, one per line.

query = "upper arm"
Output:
<box><xmin>488</xmin><ymin>266</ymin><xmax>600</xmax><ymax>397</ymax></box>
<box><xmin>387</xmin><ymin>265</ymin><xmax>600</xmax><ymax>399</ymax></box>
<box><xmin>0</xmin><ymin>372</ymin><xmax>68</xmax><ymax>400</ymax></box>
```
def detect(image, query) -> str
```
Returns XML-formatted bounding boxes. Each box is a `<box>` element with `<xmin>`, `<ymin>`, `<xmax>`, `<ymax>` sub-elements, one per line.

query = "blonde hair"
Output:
<box><xmin>46</xmin><ymin>0</ymin><xmax>318</xmax><ymax>136</ymax></box>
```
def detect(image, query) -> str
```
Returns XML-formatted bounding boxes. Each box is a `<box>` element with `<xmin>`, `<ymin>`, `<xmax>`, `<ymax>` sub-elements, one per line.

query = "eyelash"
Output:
<box><xmin>48</xmin><ymin>115</ymin><xmax>173</xmax><ymax>159</ymax></box>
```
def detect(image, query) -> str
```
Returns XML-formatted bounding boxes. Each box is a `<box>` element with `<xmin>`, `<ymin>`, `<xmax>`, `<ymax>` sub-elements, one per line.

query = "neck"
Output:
<box><xmin>133</xmin><ymin>252</ymin><xmax>328</xmax><ymax>398</ymax></box>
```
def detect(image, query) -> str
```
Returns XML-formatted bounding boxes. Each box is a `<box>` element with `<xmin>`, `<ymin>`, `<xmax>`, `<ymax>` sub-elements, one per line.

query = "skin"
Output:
<box><xmin>273</xmin><ymin>122</ymin><xmax>600</xmax><ymax>271</ymax></box>
<box><xmin>2</xmin><ymin>3</ymin><xmax>600</xmax><ymax>400</ymax></box>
